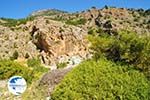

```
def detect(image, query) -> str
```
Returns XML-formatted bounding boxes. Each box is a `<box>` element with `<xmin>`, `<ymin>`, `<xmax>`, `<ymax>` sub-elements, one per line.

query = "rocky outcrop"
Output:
<box><xmin>0</xmin><ymin>7</ymin><xmax>149</xmax><ymax>69</ymax></box>
<box><xmin>26</xmin><ymin>18</ymin><xmax>89</xmax><ymax>67</ymax></box>
<box><xmin>0</xmin><ymin>16</ymin><xmax>90</xmax><ymax>69</ymax></box>
<box><xmin>0</xmin><ymin>25</ymin><xmax>39</xmax><ymax>59</ymax></box>
<box><xmin>57</xmin><ymin>7</ymin><xmax>150</xmax><ymax>35</ymax></box>
<box><xmin>30</xmin><ymin>9</ymin><xmax>67</xmax><ymax>17</ymax></box>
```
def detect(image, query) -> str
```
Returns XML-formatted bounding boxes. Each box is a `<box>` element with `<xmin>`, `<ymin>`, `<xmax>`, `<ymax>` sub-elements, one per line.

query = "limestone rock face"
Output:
<box><xmin>0</xmin><ymin>25</ymin><xmax>39</xmax><ymax>59</ymax></box>
<box><xmin>0</xmin><ymin>17</ymin><xmax>89</xmax><ymax>68</ymax></box>
<box><xmin>27</xmin><ymin>18</ymin><xmax>89</xmax><ymax>65</ymax></box>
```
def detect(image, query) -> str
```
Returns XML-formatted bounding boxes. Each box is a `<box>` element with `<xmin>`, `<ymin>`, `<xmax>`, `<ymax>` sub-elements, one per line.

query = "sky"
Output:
<box><xmin>0</xmin><ymin>0</ymin><xmax>150</xmax><ymax>19</ymax></box>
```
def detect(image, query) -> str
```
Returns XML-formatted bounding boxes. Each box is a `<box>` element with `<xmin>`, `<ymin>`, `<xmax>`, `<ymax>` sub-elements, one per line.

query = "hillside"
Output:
<box><xmin>0</xmin><ymin>7</ymin><xmax>150</xmax><ymax>65</ymax></box>
<box><xmin>0</xmin><ymin>7</ymin><xmax>150</xmax><ymax>99</ymax></box>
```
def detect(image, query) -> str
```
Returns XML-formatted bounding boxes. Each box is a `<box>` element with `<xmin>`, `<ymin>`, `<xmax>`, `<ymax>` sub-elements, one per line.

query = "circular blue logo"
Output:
<box><xmin>7</xmin><ymin>76</ymin><xmax>27</xmax><ymax>95</ymax></box>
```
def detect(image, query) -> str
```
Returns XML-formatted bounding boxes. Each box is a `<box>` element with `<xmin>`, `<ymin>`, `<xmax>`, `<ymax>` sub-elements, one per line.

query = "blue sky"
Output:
<box><xmin>0</xmin><ymin>0</ymin><xmax>150</xmax><ymax>19</ymax></box>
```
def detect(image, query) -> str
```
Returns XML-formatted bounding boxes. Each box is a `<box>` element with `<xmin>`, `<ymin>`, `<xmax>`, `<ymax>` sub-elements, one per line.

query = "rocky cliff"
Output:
<box><xmin>0</xmin><ymin>7</ymin><xmax>149</xmax><ymax>69</ymax></box>
<box><xmin>0</xmin><ymin>16</ymin><xmax>89</xmax><ymax>69</ymax></box>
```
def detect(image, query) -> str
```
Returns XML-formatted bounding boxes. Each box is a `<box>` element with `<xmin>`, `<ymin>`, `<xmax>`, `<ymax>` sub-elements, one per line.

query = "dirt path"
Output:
<box><xmin>39</xmin><ymin>67</ymin><xmax>73</xmax><ymax>95</ymax></box>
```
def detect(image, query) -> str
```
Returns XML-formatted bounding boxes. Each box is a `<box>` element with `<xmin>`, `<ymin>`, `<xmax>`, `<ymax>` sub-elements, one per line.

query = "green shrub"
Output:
<box><xmin>51</xmin><ymin>59</ymin><xmax>150</xmax><ymax>100</ymax></box>
<box><xmin>104</xmin><ymin>5</ymin><xmax>109</xmax><ymax>9</ymax></box>
<box><xmin>10</xmin><ymin>50</ymin><xmax>19</xmax><ymax>60</ymax></box>
<box><xmin>25</xmin><ymin>53</ymin><xmax>30</xmax><ymax>59</ymax></box>
<box><xmin>56</xmin><ymin>62</ymin><xmax>67</xmax><ymax>69</ymax></box>
<box><xmin>88</xmin><ymin>30</ymin><xmax>150</xmax><ymax>78</ymax></box>
<box><xmin>88</xmin><ymin>28</ymin><xmax>96</xmax><ymax>35</ymax></box>
<box><xmin>45</xmin><ymin>20</ymin><xmax>50</xmax><ymax>24</ymax></box>
<box><xmin>27</xmin><ymin>58</ymin><xmax>49</xmax><ymax>73</ymax></box>
<box><xmin>0</xmin><ymin>60</ymin><xmax>34</xmax><ymax>83</ymax></box>
<box><xmin>0</xmin><ymin>58</ymin><xmax>48</xmax><ymax>84</ymax></box>
<box><xmin>22</xmin><ymin>82</ymin><xmax>48</xmax><ymax>100</ymax></box>
<box><xmin>88</xmin><ymin>27</ymin><xmax>104</xmax><ymax>36</ymax></box>
<box><xmin>0</xmin><ymin>16</ymin><xmax>34</xmax><ymax>27</ymax></box>
<box><xmin>65</xmin><ymin>18</ymin><xmax>87</xmax><ymax>26</ymax></box>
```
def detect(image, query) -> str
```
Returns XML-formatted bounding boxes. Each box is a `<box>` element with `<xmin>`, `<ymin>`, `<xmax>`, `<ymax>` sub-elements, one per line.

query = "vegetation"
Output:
<box><xmin>51</xmin><ymin>59</ymin><xmax>150</xmax><ymax>100</ymax></box>
<box><xmin>0</xmin><ymin>58</ymin><xmax>48</xmax><ymax>84</ymax></box>
<box><xmin>22</xmin><ymin>82</ymin><xmax>47</xmax><ymax>100</ymax></box>
<box><xmin>25</xmin><ymin>53</ymin><xmax>30</xmax><ymax>59</ymax></box>
<box><xmin>10</xmin><ymin>50</ymin><xmax>19</xmax><ymax>60</ymax></box>
<box><xmin>31</xmin><ymin>9</ymin><xmax>67</xmax><ymax>17</ymax></box>
<box><xmin>0</xmin><ymin>16</ymin><xmax>34</xmax><ymax>27</ymax></box>
<box><xmin>20</xmin><ymin>27</ymin><xmax>150</xmax><ymax>100</ymax></box>
<box><xmin>65</xmin><ymin>18</ymin><xmax>87</xmax><ymax>25</ymax></box>
<box><xmin>50</xmin><ymin>17</ymin><xmax>87</xmax><ymax>26</ymax></box>
<box><xmin>0</xmin><ymin>59</ymin><xmax>34</xmax><ymax>83</ymax></box>
<box><xmin>27</xmin><ymin>58</ymin><xmax>49</xmax><ymax>74</ymax></box>
<box><xmin>88</xmin><ymin>30</ymin><xmax>150</xmax><ymax>79</ymax></box>
<box><xmin>0</xmin><ymin>7</ymin><xmax>150</xmax><ymax>99</ymax></box>
<box><xmin>56</xmin><ymin>62</ymin><xmax>68</xmax><ymax>69</ymax></box>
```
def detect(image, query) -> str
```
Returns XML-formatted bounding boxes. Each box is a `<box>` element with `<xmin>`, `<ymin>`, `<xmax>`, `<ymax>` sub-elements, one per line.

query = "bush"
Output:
<box><xmin>10</xmin><ymin>50</ymin><xmax>19</xmax><ymax>60</ymax></box>
<box><xmin>27</xmin><ymin>58</ymin><xmax>49</xmax><ymax>73</ymax></box>
<box><xmin>0</xmin><ymin>16</ymin><xmax>34</xmax><ymax>27</ymax></box>
<box><xmin>88</xmin><ymin>27</ymin><xmax>104</xmax><ymax>36</ymax></box>
<box><xmin>0</xmin><ymin>60</ymin><xmax>34</xmax><ymax>83</ymax></box>
<box><xmin>25</xmin><ymin>53</ymin><xmax>30</xmax><ymax>58</ymax></box>
<box><xmin>0</xmin><ymin>58</ymin><xmax>48</xmax><ymax>84</ymax></box>
<box><xmin>56</xmin><ymin>62</ymin><xmax>67</xmax><ymax>69</ymax></box>
<box><xmin>88</xmin><ymin>28</ymin><xmax>96</xmax><ymax>35</ymax></box>
<box><xmin>22</xmin><ymin>82</ymin><xmax>47</xmax><ymax>100</ymax></box>
<box><xmin>88</xmin><ymin>30</ymin><xmax>150</xmax><ymax>78</ymax></box>
<box><xmin>51</xmin><ymin>59</ymin><xmax>150</xmax><ymax>100</ymax></box>
<box><xmin>65</xmin><ymin>18</ymin><xmax>87</xmax><ymax>26</ymax></box>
